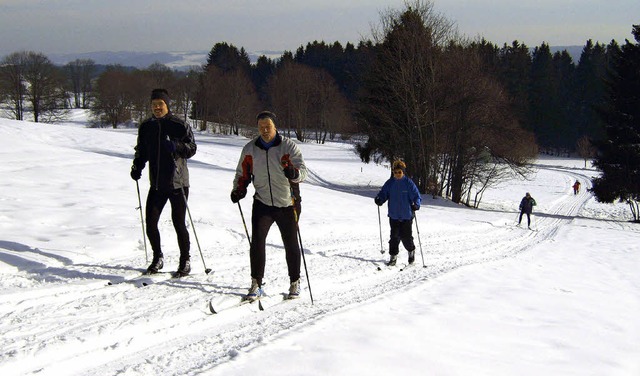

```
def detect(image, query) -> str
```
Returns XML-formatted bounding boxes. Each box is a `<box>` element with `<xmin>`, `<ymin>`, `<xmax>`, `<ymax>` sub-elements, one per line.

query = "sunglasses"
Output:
<box><xmin>393</xmin><ymin>170</ymin><xmax>404</xmax><ymax>175</ymax></box>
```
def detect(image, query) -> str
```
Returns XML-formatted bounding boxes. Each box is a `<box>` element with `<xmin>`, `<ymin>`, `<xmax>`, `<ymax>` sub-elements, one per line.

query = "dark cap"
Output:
<box><xmin>150</xmin><ymin>88</ymin><xmax>170</xmax><ymax>105</ymax></box>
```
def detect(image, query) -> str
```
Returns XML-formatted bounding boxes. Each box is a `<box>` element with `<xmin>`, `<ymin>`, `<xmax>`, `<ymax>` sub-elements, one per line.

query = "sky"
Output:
<box><xmin>0</xmin><ymin>110</ymin><xmax>639</xmax><ymax>375</ymax></box>
<box><xmin>1</xmin><ymin>0</ymin><xmax>638</xmax><ymax>57</ymax></box>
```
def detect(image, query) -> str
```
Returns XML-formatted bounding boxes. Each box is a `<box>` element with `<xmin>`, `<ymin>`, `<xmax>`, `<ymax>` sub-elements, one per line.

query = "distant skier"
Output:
<box><xmin>231</xmin><ymin>111</ymin><xmax>307</xmax><ymax>301</ymax></box>
<box><xmin>374</xmin><ymin>160</ymin><xmax>422</xmax><ymax>266</ymax></box>
<box><xmin>572</xmin><ymin>180</ymin><xmax>581</xmax><ymax>195</ymax></box>
<box><xmin>130</xmin><ymin>88</ymin><xmax>197</xmax><ymax>276</ymax></box>
<box><xmin>518</xmin><ymin>192</ymin><xmax>537</xmax><ymax>229</ymax></box>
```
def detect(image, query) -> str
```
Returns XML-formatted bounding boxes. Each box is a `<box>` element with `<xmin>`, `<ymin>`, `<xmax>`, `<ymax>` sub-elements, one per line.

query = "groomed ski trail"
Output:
<box><xmin>0</xmin><ymin>164</ymin><xmax>593</xmax><ymax>376</ymax></box>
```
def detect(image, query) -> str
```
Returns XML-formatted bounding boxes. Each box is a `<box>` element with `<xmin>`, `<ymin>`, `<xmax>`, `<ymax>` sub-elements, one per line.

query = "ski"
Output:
<box><xmin>375</xmin><ymin>261</ymin><xmax>391</xmax><ymax>271</ymax></box>
<box><xmin>208</xmin><ymin>295</ymin><xmax>265</xmax><ymax>315</ymax></box>
<box><xmin>106</xmin><ymin>271</ymin><xmax>148</xmax><ymax>286</ymax></box>
<box><xmin>399</xmin><ymin>263</ymin><xmax>414</xmax><ymax>272</ymax></box>
<box><xmin>208</xmin><ymin>293</ymin><xmax>298</xmax><ymax>314</ymax></box>
<box><xmin>107</xmin><ymin>271</ymin><xmax>173</xmax><ymax>287</ymax></box>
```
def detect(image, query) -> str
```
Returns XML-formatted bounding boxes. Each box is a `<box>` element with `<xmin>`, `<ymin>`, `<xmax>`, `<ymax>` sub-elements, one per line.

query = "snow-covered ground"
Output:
<box><xmin>1</xmin><ymin>111</ymin><xmax>638</xmax><ymax>376</ymax></box>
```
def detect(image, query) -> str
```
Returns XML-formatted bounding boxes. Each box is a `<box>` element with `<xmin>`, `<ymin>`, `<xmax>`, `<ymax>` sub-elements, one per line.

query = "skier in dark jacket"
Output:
<box><xmin>130</xmin><ymin>88</ymin><xmax>197</xmax><ymax>276</ymax></box>
<box><xmin>518</xmin><ymin>192</ymin><xmax>537</xmax><ymax>228</ymax></box>
<box><xmin>572</xmin><ymin>180</ymin><xmax>581</xmax><ymax>195</ymax></box>
<box><xmin>374</xmin><ymin>160</ymin><xmax>422</xmax><ymax>266</ymax></box>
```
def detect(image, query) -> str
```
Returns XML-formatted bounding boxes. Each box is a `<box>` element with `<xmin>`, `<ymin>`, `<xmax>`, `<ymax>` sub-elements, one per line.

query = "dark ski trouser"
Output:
<box><xmin>519</xmin><ymin>211</ymin><xmax>531</xmax><ymax>226</ymax></box>
<box><xmin>250</xmin><ymin>200</ymin><xmax>301</xmax><ymax>285</ymax></box>
<box><xmin>388</xmin><ymin>218</ymin><xmax>415</xmax><ymax>256</ymax></box>
<box><xmin>145</xmin><ymin>187</ymin><xmax>190</xmax><ymax>261</ymax></box>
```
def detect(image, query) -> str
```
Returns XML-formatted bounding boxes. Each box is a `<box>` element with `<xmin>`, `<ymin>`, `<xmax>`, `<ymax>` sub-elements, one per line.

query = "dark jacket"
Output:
<box><xmin>519</xmin><ymin>196</ymin><xmax>537</xmax><ymax>214</ymax></box>
<box><xmin>132</xmin><ymin>113</ymin><xmax>197</xmax><ymax>191</ymax></box>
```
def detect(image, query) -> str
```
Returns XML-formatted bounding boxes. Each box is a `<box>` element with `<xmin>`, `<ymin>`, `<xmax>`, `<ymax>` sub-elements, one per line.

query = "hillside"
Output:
<box><xmin>0</xmin><ymin>114</ymin><xmax>638</xmax><ymax>375</ymax></box>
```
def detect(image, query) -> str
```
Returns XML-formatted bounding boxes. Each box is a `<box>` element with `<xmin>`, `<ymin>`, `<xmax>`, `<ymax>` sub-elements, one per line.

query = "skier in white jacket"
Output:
<box><xmin>231</xmin><ymin>111</ymin><xmax>307</xmax><ymax>301</ymax></box>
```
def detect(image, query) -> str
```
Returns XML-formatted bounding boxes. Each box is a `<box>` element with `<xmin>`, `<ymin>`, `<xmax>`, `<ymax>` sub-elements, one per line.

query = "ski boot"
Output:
<box><xmin>287</xmin><ymin>279</ymin><xmax>301</xmax><ymax>299</ymax></box>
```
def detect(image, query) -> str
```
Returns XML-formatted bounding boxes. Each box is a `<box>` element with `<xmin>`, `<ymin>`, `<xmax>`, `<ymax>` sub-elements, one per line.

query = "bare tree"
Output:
<box><xmin>0</xmin><ymin>51</ymin><xmax>27</xmax><ymax>120</ymax></box>
<box><xmin>174</xmin><ymin>67</ymin><xmax>201</xmax><ymax>123</ymax></box>
<box><xmin>268</xmin><ymin>61</ymin><xmax>353</xmax><ymax>142</ymax></box>
<box><xmin>91</xmin><ymin>66</ymin><xmax>135</xmax><ymax>128</ymax></box>
<box><xmin>64</xmin><ymin>59</ymin><xmax>95</xmax><ymax>108</ymax></box>
<box><xmin>576</xmin><ymin>135</ymin><xmax>595</xmax><ymax>168</ymax></box>
<box><xmin>312</xmin><ymin>69</ymin><xmax>356</xmax><ymax>143</ymax></box>
<box><xmin>194</xmin><ymin>65</ymin><xmax>259</xmax><ymax>134</ymax></box>
<box><xmin>22</xmin><ymin>52</ymin><xmax>69</xmax><ymax>123</ymax></box>
<box><xmin>268</xmin><ymin>61</ymin><xmax>314</xmax><ymax>141</ymax></box>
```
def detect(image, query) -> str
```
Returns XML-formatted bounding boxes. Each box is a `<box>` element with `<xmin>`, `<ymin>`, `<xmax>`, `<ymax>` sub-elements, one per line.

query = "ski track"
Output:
<box><xmin>0</xmin><ymin>164</ymin><xmax>593</xmax><ymax>375</ymax></box>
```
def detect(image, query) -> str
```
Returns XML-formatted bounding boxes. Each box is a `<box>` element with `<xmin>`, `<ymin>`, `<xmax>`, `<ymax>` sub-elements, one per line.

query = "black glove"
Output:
<box><xmin>163</xmin><ymin>138</ymin><xmax>176</xmax><ymax>153</ymax></box>
<box><xmin>374</xmin><ymin>196</ymin><xmax>383</xmax><ymax>206</ymax></box>
<box><xmin>230</xmin><ymin>189</ymin><xmax>246</xmax><ymax>203</ymax></box>
<box><xmin>130</xmin><ymin>165</ymin><xmax>141</xmax><ymax>181</ymax></box>
<box><xmin>411</xmin><ymin>203</ymin><xmax>420</xmax><ymax>211</ymax></box>
<box><xmin>283</xmin><ymin>163</ymin><xmax>299</xmax><ymax>180</ymax></box>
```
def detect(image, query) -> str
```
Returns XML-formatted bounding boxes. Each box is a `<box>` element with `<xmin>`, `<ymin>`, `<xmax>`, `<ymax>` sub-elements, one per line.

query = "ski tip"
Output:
<box><xmin>205</xmin><ymin>268</ymin><xmax>213</xmax><ymax>274</ymax></box>
<box><xmin>376</xmin><ymin>266</ymin><xmax>382</xmax><ymax>271</ymax></box>
<box><xmin>107</xmin><ymin>281</ymin><xmax>113</xmax><ymax>285</ymax></box>
<box><xmin>258</xmin><ymin>300</ymin><xmax>264</xmax><ymax>311</ymax></box>
<box><xmin>208</xmin><ymin>301</ymin><xmax>217</xmax><ymax>314</ymax></box>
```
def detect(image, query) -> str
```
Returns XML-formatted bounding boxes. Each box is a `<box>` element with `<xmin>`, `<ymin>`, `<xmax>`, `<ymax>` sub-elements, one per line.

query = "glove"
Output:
<box><xmin>230</xmin><ymin>189</ymin><xmax>246</xmax><ymax>203</ymax></box>
<box><xmin>163</xmin><ymin>139</ymin><xmax>176</xmax><ymax>153</ymax></box>
<box><xmin>283</xmin><ymin>163</ymin><xmax>299</xmax><ymax>180</ymax></box>
<box><xmin>374</xmin><ymin>196</ymin><xmax>383</xmax><ymax>206</ymax></box>
<box><xmin>130</xmin><ymin>165</ymin><xmax>141</xmax><ymax>181</ymax></box>
<box><xmin>411</xmin><ymin>203</ymin><xmax>420</xmax><ymax>211</ymax></box>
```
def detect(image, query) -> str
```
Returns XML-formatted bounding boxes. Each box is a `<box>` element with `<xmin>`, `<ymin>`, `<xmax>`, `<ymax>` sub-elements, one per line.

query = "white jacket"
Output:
<box><xmin>233</xmin><ymin>133</ymin><xmax>307</xmax><ymax>208</ymax></box>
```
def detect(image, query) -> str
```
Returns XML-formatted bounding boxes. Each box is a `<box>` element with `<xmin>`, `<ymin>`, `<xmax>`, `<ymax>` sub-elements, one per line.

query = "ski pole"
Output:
<box><xmin>135</xmin><ymin>181</ymin><xmax>149</xmax><ymax>263</ymax></box>
<box><xmin>377</xmin><ymin>206</ymin><xmax>385</xmax><ymax>254</ymax></box>
<box><xmin>290</xmin><ymin>189</ymin><xmax>314</xmax><ymax>305</ymax></box>
<box><xmin>180</xmin><ymin>187</ymin><xmax>212</xmax><ymax>274</ymax></box>
<box><xmin>237</xmin><ymin>202</ymin><xmax>251</xmax><ymax>247</ymax></box>
<box><xmin>413</xmin><ymin>211</ymin><xmax>426</xmax><ymax>268</ymax></box>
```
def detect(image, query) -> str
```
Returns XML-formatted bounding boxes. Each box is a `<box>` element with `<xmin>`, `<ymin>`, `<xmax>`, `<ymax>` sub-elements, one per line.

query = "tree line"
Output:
<box><xmin>0</xmin><ymin>0</ymin><xmax>636</xmax><ymax>209</ymax></box>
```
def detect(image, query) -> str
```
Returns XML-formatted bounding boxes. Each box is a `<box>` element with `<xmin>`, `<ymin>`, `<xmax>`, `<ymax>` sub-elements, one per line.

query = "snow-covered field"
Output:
<box><xmin>1</xmin><ymin>111</ymin><xmax>639</xmax><ymax>376</ymax></box>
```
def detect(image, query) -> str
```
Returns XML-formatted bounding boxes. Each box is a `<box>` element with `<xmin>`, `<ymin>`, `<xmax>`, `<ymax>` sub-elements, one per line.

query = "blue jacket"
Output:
<box><xmin>376</xmin><ymin>176</ymin><xmax>421</xmax><ymax>220</ymax></box>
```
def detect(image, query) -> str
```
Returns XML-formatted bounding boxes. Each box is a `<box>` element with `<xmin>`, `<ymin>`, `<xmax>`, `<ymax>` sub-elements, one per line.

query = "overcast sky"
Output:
<box><xmin>1</xmin><ymin>0</ymin><xmax>638</xmax><ymax>56</ymax></box>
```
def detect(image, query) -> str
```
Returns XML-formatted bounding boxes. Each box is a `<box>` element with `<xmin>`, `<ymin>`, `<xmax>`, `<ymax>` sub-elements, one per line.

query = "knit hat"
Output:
<box><xmin>150</xmin><ymin>88</ymin><xmax>170</xmax><ymax>105</ymax></box>
<box><xmin>392</xmin><ymin>160</ymin><xmax>406</xmax><ymax>171</ymax></box>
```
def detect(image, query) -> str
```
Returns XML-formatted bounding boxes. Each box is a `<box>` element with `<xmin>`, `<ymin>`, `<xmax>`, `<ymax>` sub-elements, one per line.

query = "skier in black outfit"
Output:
<box><xmin>130</xmin><ymin>89</ymin><xmax>197</xmax><ymax>276</ymax></box>
<box><xmin>518</xmin><ymin>192</ymin><xmax>537</xmax><ymax>228</ymax></box>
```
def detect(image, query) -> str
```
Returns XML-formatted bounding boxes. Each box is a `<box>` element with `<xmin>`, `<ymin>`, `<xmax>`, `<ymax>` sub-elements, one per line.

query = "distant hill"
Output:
<box><xmin>549</xmin><ymin>45</ymin><xmax>584</xmax><ymax>63</ymax></box>
<box><xmin>47</xmin><ymin>46</ymin><xmax>585</xmax><ymax>70</ymax></box>
<box><xmin>48</xmin><ymin>50</ymin><xmax>284</xmax><ymax>70</ymax></box>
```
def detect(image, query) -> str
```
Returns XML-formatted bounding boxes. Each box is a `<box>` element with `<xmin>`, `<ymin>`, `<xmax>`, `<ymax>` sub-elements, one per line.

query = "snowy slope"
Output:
<box><xmin>0</xmin><ymin>114</ymin><xmax>639</xmax><ymax>376</ymax></box>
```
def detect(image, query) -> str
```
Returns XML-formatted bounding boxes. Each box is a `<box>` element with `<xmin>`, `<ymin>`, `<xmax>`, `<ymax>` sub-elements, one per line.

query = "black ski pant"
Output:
<box><xmin>388</xmin><ymin>218</ymin><xmax>415</xmax><ymax>256</ymax></box>
<box><xmin>145</xmin><ymin>187</ymin><xmax>190</xmax><ymax>261</ymax></box>
<box><xmin>250</xmin><ymin>200</ymin><xmax>301</xmax><ymax>285</ymax></box>
<box><xmin>519</xmin><ymin>211</ymin><xmax>531</xmax><ymax>226</ymax></box>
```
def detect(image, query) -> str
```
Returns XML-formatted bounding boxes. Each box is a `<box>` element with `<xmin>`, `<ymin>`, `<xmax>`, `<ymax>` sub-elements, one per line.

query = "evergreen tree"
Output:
<box><xmin>551</xmin><ymin>50</ymin><xmax>576</xmax><ymax>151</ymax></box>
<box><xmin>497</xmin><ymin>41</ymin><xmax>532</xmax><ymax>131</ymax></box>
<box><xmin>529</xmin><ymin>43</ymin><xmax>559</xmax><ymax>150</ymax></box>
<box><xmin>250</xmin><ymin>55</ymin><xmax>276</xmax><ymax>106</ymax></box>
<box><xmin>574</xmin><ymin>40</ymin><xmax>608</xmax><ymax>143</ymax></box>
<box><xmin>591</xmin><ymin>25</ymin><xmax>640</xmax><ymax>222</ymax></box>
<box><xmin>205</xmin><ymin>42</ymin><xmax>251</xmax><ymax>73</ymax></box>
